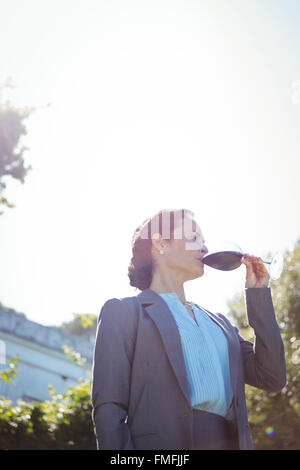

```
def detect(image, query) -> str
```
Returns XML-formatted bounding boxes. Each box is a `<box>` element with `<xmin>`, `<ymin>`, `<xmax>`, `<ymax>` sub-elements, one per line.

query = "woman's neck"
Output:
<box><xmin>149</xmin><ymin>272</ymin><xmax>187</xmax><ymax>304</ymax></box>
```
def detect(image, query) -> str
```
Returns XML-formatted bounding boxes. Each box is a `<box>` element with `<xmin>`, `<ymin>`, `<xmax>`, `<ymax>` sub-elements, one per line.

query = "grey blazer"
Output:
<box><xmin>91</xmin><ymin>287</ymin><xmax>286</xmax><ymax>450</ymax></box>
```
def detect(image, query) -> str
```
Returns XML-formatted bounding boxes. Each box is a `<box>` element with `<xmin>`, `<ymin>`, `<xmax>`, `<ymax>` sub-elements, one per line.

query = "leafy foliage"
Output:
<box><xmin>51</xmin><ymin>313</ymin><xmax>97</xmax><ymax>341</ymax></box>
<box><xmin>61</xmin><ymin>344</ymin><xmax>87</xmax><ymax>367</ymax></box>
<box><xmin>0</xmin><ymin>337</ymin><xmax>96</xmax><ymax>449</ymax></box>
<box><xmin>0</xmin><ymin>379</ymin><xmax>96</xmax><ymax>450</ymax></box>
<box><xmin>0</xmin><ymin>356</ymin><xmax>19</xmax><ymax>383</ymax></box>
<box><xmin>0</xmin><ymin>81</ymin><xmax>33</xmax><ymax>215</ymax></box>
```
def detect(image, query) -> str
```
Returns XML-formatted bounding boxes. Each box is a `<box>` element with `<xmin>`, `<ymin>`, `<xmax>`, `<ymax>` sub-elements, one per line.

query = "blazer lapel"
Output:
<box><xmin>137</xmin><ymin>288</ymin><xmax>192</xmax><ymax>409</ymax></box>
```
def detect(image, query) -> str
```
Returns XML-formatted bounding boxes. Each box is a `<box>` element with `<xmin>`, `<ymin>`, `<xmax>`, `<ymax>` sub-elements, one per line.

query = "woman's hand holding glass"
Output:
<box><xmin>241</xmin><ymin>254</ymin><xmax>270</xmax><ymax>288</ymax></box>
<box><xmin>200</xmin><ymin>240</ymin><xmax>284</xmax><ymax>288</ymax></box>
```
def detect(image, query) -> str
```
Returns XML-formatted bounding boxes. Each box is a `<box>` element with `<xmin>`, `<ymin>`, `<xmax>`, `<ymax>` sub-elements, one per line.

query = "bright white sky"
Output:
<box><xmin>0</xmin><ymin>0</ymin><xmax>299</xmax><ymax>326</ymax></box>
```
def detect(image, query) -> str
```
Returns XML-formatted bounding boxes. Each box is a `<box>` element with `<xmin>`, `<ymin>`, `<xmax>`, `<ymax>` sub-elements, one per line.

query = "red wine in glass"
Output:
<box><xmin>202</xmin><ymin>251</ymin><xmax>244</xmax><ymax>271</ymax></box>
<box><xmin>201</xmin><ymin>242</ymin><xmax>283</xmax><ymax>281</ymax></box>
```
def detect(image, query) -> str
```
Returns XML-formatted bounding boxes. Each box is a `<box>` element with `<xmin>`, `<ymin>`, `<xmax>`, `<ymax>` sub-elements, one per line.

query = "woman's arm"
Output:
<box><xmin>231</xmin><ymin>254</ymin><xmax>286</xmax><ymax>390</ymax></box>
<box><xmin>235</xmin><ymin>287</ymin><xmax>286</xmax><ymax>391</ymax></box>
<box><xmin>91</xmin><ymin>298</ymin><xmax>136</xmax><ymax>450</ymax></box>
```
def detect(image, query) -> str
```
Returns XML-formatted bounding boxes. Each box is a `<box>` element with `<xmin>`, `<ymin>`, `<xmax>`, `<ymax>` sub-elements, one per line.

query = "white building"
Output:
<box><xmin>0</xmin><ymin>309</ymin><xmax>94</xmax><ymax>404</ymax></box>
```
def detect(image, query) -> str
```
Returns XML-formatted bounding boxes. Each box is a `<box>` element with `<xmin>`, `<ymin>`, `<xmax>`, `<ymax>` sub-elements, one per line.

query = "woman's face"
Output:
<box><xmin>152</xmin><ymin>213</ymin><xmax>208</xmax><ymax>281</ymax></box>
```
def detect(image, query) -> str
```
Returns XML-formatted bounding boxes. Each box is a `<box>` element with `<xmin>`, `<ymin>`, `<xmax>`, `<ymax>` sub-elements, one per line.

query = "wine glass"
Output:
<box><xmin>201</xmin><ymin>240</ymin><xmax>284</xmax><ymax>282</ymax></box>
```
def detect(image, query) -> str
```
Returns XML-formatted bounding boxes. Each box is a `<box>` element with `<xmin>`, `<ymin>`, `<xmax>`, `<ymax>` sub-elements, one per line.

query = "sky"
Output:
<box><xmin>0</xmin><ymin>0</ymin><xmax>299</xmax><ymax>327</ymax></box>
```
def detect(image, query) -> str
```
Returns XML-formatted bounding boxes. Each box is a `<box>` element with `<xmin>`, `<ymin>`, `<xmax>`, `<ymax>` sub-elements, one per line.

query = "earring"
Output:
<box><xmin>160</xmin><ymin>249</ymin><xmax>164</xmax><ymax>255</ymax></box>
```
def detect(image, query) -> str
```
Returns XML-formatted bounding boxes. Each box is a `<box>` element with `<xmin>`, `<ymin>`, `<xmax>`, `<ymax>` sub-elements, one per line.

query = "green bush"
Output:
<box><xmin>0</xmin><ymin>379</ymin><xmax>96</xmax><ymax>450</ymax></box>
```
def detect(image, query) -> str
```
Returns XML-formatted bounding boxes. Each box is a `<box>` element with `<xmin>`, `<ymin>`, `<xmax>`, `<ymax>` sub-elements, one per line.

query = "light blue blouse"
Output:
<box><xmin>158</xmin><ymin>292</ymin><xmax>233</xmax><ymax>419</ymax></box>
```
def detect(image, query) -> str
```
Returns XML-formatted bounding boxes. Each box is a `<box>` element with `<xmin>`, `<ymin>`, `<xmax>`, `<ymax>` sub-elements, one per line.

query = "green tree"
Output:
<box><xmin>0</xmin><ymin>79</ymin><xmax>33</xmax><ymax>215</ymax></box>
<box><xmin>52</xmin><ymin>313</ymin><xmax>97</xmax><ymax>341</ymax></box>
<box><xmin>227</xmin><ymin>239</ymin><xmax>300</xmax><ymax>449</ymax></box>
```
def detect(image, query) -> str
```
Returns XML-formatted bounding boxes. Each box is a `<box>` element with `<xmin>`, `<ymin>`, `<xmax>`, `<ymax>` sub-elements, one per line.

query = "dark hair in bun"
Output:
<box><xmin>128</xmin><ymin>208</ymin><xmax>194</xmax><ymax>291</ymax></box>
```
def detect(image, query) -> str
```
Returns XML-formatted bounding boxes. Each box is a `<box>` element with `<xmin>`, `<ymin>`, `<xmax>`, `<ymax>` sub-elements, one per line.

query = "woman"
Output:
<box><xmin>91</xmin><ymin>208</ymin><xmax>286</xmax><ymax>450</ymax></box>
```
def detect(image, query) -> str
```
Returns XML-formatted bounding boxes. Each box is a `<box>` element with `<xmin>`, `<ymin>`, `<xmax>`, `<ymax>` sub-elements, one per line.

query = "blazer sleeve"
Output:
<box><xmin>234</xmin><ymin>287</ymin><xmax>286</xmax><ymax>392</ymax></box>
<box><xmin>91</xmin><ymin>297</ymin><xmax>137</xmax><ymax>450</ymax></box>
